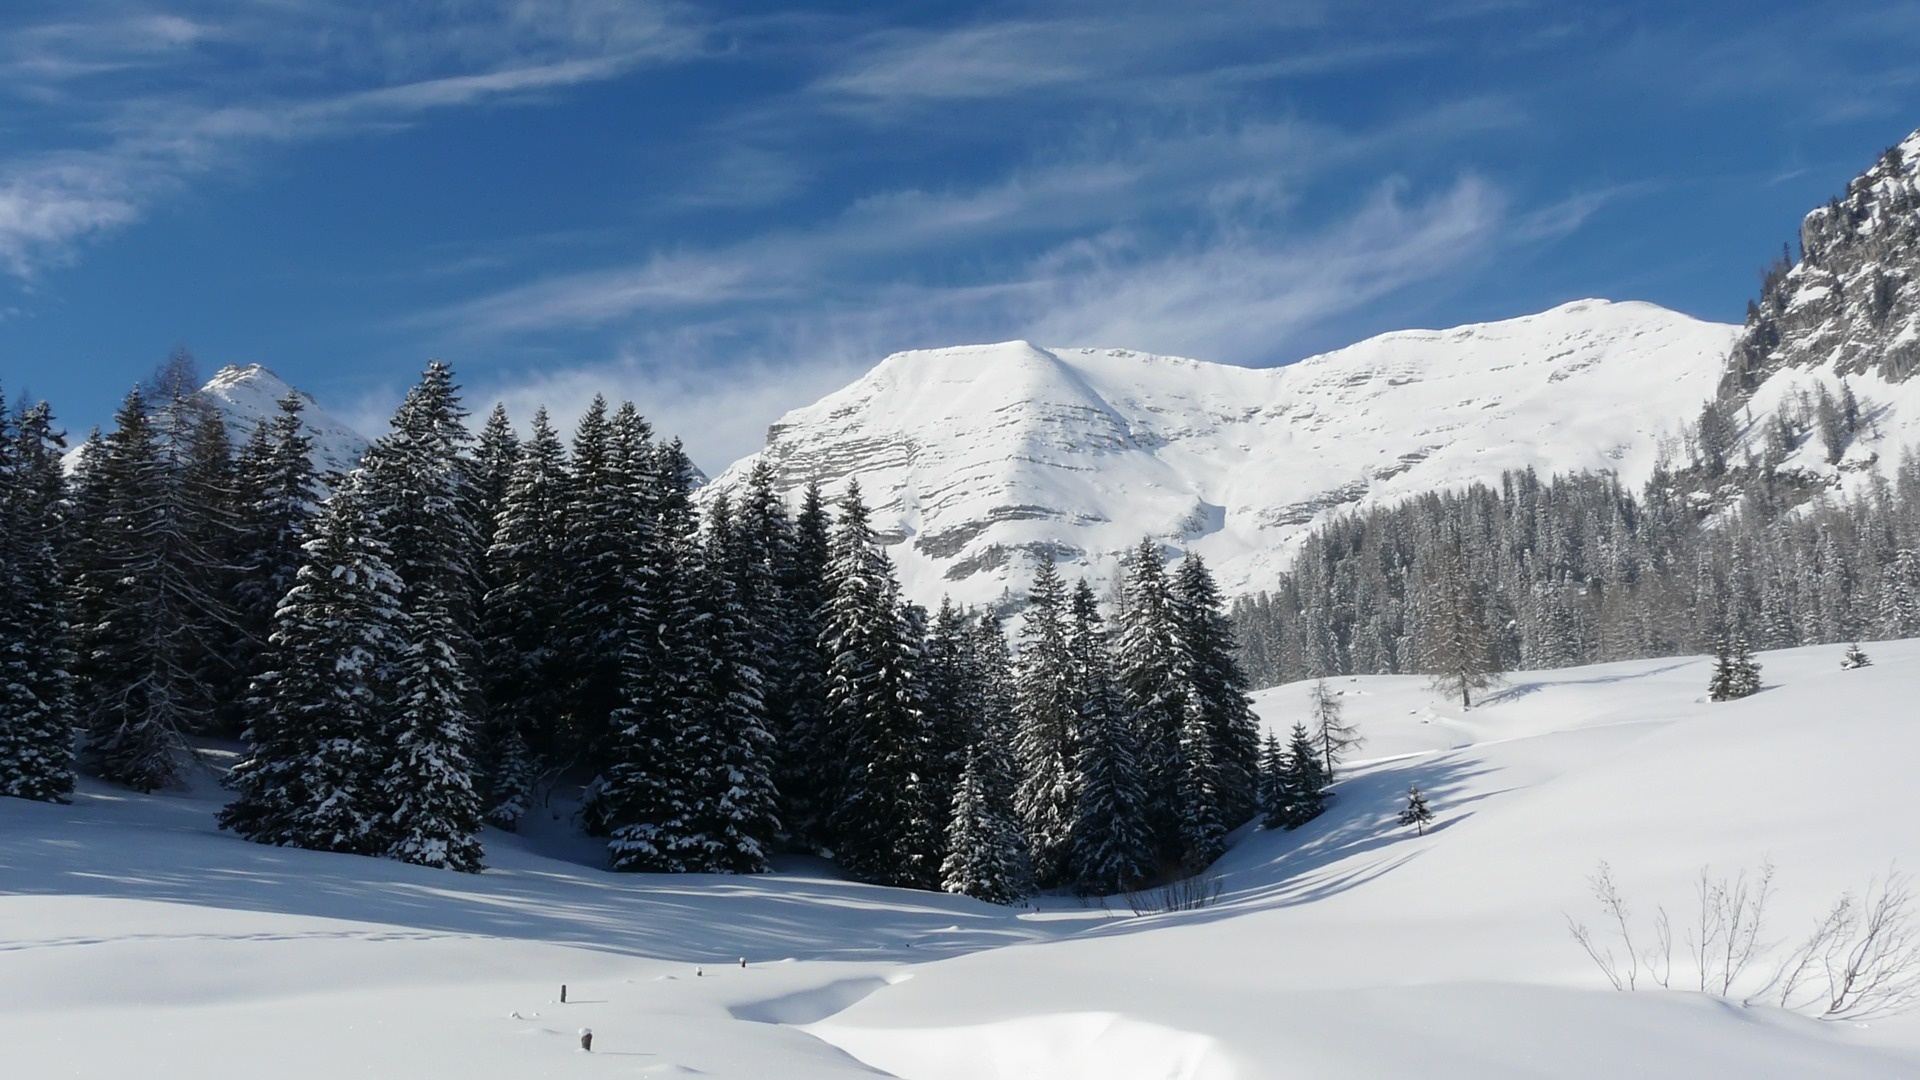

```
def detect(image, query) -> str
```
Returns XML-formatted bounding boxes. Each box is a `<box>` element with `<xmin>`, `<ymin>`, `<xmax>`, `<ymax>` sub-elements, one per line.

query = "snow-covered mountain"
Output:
<box><xmin>705</xmin><ymin>299</ymin><xmax>1741</xmax><ymax>608</ymax></box>
<box><xmin>199</xmin><ymin>363</ymin><xmax>370</xmax><ymax>478</ymax></box>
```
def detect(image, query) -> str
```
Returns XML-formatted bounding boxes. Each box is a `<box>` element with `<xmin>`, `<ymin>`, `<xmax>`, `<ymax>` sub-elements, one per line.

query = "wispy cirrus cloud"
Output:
<box><xmin>0</xmin><ymin>0</ymin><xmax>708</xmax><ymax>277</ymax></box>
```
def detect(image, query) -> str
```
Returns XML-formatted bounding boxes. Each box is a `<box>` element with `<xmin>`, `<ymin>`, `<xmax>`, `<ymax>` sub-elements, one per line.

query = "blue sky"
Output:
<box><xmin>3</xmin><ymin>0</ymin><xmax>1919</xmax><ymax>470</ymax></box>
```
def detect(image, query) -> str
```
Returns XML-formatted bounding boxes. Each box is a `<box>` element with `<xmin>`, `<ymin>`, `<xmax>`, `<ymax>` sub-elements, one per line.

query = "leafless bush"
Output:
<box><xmin>1126</xmin><ymin>872</ymin><xmax>1224</xmax><ymax>915</ymax></box>
<box><xmin>1567</xmin><ymin>862</ymin><xmax>1920</xmax><ymax>1021</ymax></box>
<box><xmin>1764</xmin><ymin>870</ymin><xmax>1920</xmax><ymax>1019</ymax></box>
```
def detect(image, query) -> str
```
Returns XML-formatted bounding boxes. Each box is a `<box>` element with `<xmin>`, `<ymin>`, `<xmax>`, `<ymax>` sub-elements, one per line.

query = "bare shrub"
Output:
<box><xmin>1567</xmin><ymin>862</ymin><xmax>1920</xmax><ymax>1021</ymax></box>
<box><xmin>1126</xmin><ymin>872</ymin><xmax>1224</xmax><ymax>915</ymax></box>
<box><xmin>1766</xmin><ymin>870</ymin><xmax>1920</xmax><ymax>1019</ymax></box>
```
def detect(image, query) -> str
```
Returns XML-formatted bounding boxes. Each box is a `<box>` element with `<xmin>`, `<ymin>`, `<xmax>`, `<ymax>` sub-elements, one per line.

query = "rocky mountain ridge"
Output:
<box><xmin>704</xmin><ymin>299</ymin><xmax>1741</xmax><ymax>609</ymax></box>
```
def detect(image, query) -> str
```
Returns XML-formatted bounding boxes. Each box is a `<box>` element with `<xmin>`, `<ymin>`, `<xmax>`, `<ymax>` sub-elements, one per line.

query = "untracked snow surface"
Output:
<box><xmin>6</xmin><ymin>641</ymin><xmax>1920</xmax><ymax>1078</ymax></box>
<box><xmin>703</xmin><ymin>299</ymin><xmax>1739</xmax><ymax>608</ymax></box>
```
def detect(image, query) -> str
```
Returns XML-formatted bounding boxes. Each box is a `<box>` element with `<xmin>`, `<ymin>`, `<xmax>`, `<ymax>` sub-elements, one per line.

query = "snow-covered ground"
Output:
<box><xmin>7</xmin><ymin>640</ymin><xmax>1919</xmax><ymax>1078</ymax></box>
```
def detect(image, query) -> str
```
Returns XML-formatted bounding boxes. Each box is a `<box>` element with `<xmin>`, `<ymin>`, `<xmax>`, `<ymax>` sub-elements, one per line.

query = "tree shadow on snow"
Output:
<box><xmin>0</xmin><ymin>783</ymin><xmax>1043</xmax><ymax>965</ymax></box>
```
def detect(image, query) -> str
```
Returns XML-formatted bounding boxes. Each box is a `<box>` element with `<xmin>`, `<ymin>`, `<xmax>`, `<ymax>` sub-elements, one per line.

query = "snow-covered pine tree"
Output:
<box><xmin>1420</xmin><ymin>530</ymin><xmax>1499</xmax><ymax>708</ymax></box>
<box><xmin>478</xmin><ymin>407</ymin><xmax>569</xmax><ymax>828</ymax></box>
<box><xmin>773</xmin><ymin>479</ymin><xmax>834</xmax><ymax>851</ymax></box>
<box><xmin>1397</xmin><ymin>783</ymin><xmax>1434</xmax><ymax>835</ymax></box>
<box><xmin>0</xmin><ymin>399</ymin><xmax>77</xmax><ymax>802</ymax></box>
<box><xmin>1310</xmin><ymin>678</ymin><xmax>1362</xmax><ymax>781</ymax></box>
<box><xmin>228</xmin><ymin>394</ymin><xmax>319</xmax><ymax>743</ymax></box>
<box><xmin>1707</xmin><ymin>637</ymin><xmax>1738</xmax><ymax>702</ymax></box>
<box><xmin>919</xmin><ymin>596</ymin><xmax>984</xmax><ymax>816</ymax></box>
<box><xmin>177</xmin><ymin>402</ymin><xmax>247</xmax><ymax>733</ymax></box>
<box><xmin>677</xmin><ymin>493</ymin><xmax>780</xmax><ymax>873</ymax></box>
<box><xmin>1257</xmin><ymin>731</ymin><xmax>1288</xmax><ymax>829</ymax></box>
<box><xmin>1729</xmin><ymin>634</ymin><xmax>1762</xmax><ymax>698</ymax></box>
<box><xmin>1066</xmin><ymin>580</ymin><xmax>1152</xmax><ymax>894</ymax></box>
<box><xmin>220</xmin><ymin>477</ymin><xmax>404</xmax><ymax>854</ymax></box>
<box><xmin>1013</xmin><ymin>558</ymin><xmax>1078</xmax><ymax>888</ymax></box>
<box><xmin>356</xmin><ymin>361</ymin><xmax>486</xmax><ymax>861</ymax></box>
<box><xmin>600</xmin><ymin>430</ymin><xmax>705</xmax><ymax>872</ymax></box>
<box><xmin>73</xmin><ymin>386</ymin><xmax>227</xmax><ymax>790</ymax></box>
<box><xmin>1281</xmin><ymin>721</ymin><xmax>1328</xmax><ymax>828</ymax></box>
<box><xmin>1841</xmin><ymin>642</ymin><xmax>1872</xmax><ymax>669</ymax></box>
<box><xmin>1173</xmin><ymin>552</ymin><xmax>1261</xmax><ymax>824</ymax></box>
<box><xmin>555</xmin><ymin>398</ymin><xmax>652</xmax><ymax>774</ymax></box>
<box><xmin>941</xmin><ymin>743</ymin><xmax>1030</xmax><ymax>904</ymax></box>
<box><xmin>820</xmin><ymin>482</ymin><xmax>941</xmax><ymax>888</ymax></box>
<box><xmin>1113</xmin><ymin>538</ymin><xmax>1187</xmax><ymax>865</ymax></box>
<box><xmin>382</xmin><ymin>585</ymin><xmax>486</xmax><ymax>871</ymax></box>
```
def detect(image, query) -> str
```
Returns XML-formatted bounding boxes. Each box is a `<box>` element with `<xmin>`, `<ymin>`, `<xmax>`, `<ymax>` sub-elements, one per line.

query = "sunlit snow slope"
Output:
<box><xmin>7</xmin><ymin>640</ymin><xmax>1919</xmax><ymax>1079</ymax></box>
<box><xmin>705</xmin><ymin>299</ymin><xmax>1739</xmax><ymax>608</ymax></box>
<box><xmin>200</xmin><ymin>363</ymin><xmax>370</xmax><ymax>478</ymax></box>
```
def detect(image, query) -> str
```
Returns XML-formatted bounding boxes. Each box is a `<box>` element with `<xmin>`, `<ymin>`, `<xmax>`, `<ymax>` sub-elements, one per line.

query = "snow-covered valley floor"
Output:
<box><xmin>7</xmin><ymin>641</ymin><xmax>1920</xmax><ymax>1078</ymax></box>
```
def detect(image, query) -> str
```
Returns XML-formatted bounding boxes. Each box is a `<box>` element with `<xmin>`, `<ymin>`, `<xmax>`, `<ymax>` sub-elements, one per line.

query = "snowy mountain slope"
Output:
<box><xmin>705</xmin><ymin>299</ymin><xmax>1739</xmax><ymax>608</ymax></box>
<box><xmin>6</xmin><ymin>640</ymin><xmax>1920</xmax><ymax>1078</ymax></box>
<box><xmin>199</xmin><ymin>363</ymin><xmax>370</xmax><ymax>477</ymax></box>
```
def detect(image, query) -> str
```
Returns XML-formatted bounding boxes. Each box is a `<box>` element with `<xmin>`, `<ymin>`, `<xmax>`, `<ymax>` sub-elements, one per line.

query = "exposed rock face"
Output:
<box><xmin>705</xmin><ymin>300</ymin><xmax>1739</xmax><ymax>609</ymax></box>
<box><xmin>1724</xmin><ymin>128</ymin><xmax>1920</xmax><ymax>395</ymax></box>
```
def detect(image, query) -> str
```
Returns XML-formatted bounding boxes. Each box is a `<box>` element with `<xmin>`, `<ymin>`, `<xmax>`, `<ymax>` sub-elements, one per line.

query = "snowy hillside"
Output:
<box><xmin>704</xmin><ymin>299</ymin><xmax>1739</xmax><ymax>608</ymax></box>
<box><xmin>200</xmin><ymin>363</ymin><xmax>370</xmax><ymax>477</ymax></box>
<box><xmin>7</xmin><ymin>640</ymin><xmax>1919</xmax><ymax>1078</ymax></box>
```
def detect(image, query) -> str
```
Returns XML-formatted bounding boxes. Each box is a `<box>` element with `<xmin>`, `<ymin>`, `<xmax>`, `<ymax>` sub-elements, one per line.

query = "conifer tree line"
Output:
<box><xmin>1230</xmin><ymin>404</ymin><xmax>1920</xmax><ymax>690</ymax></box>
<box><xmin>0</xmin><ymin>355</ymin><xmax>1261</xmax><ymax>898</ymax></box>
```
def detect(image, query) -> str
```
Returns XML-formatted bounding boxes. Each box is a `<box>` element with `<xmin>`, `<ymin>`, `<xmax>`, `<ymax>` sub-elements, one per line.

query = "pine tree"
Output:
<box><xmin>382</xmin><ymin>589</ymin><xmax>486</xmax><ymax>872</ymax></box>
<box><xmin>1257</xmin><ymin>731</ymin><xmax>1288</xmax><ymax>829</ymax></box>
<box><xmin>678</xmin><ymin>493</ymin><xmax>780</xmax><ymax>873</ymax></box>
<box><xmin>941</xmin><ymin>743</ymin><xmax>1030</xmax><ymax>904</ymax></box>
<box><xmin>1397</xmin><ymin>783</ymin><xmax>1434</xmax><ymax>835</ymax></box>
<box><xmin>220</xmin><ymin>478</ymin><xmax>404</xmax><ymax>854</ymax></box>
<box><xmin>356</xmin><ymin>361</ymin><xmax>486</xmax><ymax>864</ymax></box>
<box><xmin>1013</xmin><ymin>558</ymin><xmax>1078</xmax><ymax>887</ymax></box>
<box><xmin>1841</xmin><ymin>642</ymin><xmax>1872</xmax><ymax>669</ymax></box>
<box><xmin>229</xmin><ymin>395</ymin><xmax>319</xmax><ymax>742</ymax></box>
<box><xmin>0</xmin><ymin>399</ymin><xmax>77</xmax><ymax>802</ymax></box>
<box><xmin>1707</xmin><ymin>638</ymin><xmax>1738</xmax><ymax>702</ymax></box>
<box><xmin>479</xmin><ymin>407</ymin><xmax>569</xmax><ymax>826</ymax></box>
<box><xmin>1309</xmin><ymin>678</ymin><xmax>1362</xmax><ymax>780</ymax></box>
<box><xmin>1729</xmin><ymin>634</ymin><xmax>1762</xmax><ymax>698</ymax></box>
<box><xmin>1421</xmin><ymin>533</ymin><xmax>1499</xmax><ymax>708</ymax></box>
<box><xmin>920</xmin><ymin>596</ymin><xmax>984</xmax><ymax>816</ymax></box>
<box><xmin>600</xmin><ymin>432</ymin><xmax>706</xmax><ymax>872</ymax></box>
<box><xmin>774</xmin><ymin>479</ymin><xmax>834</xmax><ymax>851</ymax></box>
<box><xmin>1113</xmin><ymin>538</ymin><xmax>1187</xmax><ymax>864</ymax></box>
<box><xmin>1280</xmin><ymin>721</ymin><xmax>1329</xmax><ymax>828</ymax></box>
<box><xmin>1173</xmin><ymin>552</ymin><xmax>1261</xmax><ymax>824</ymax></box>
<box><xmin>74</xmin><ymin>387</ymin><xmax>227</xmax><ymax>790</ymax></box>
<box><xmin>1067</xmin><ymin>580</ymin><xmax>1151</xmax><ymax>895</ymax></box>
<box><xmin>820</xmin><ymin>483</ymin><xmax>940</xmax><ymax>888</ymax></box>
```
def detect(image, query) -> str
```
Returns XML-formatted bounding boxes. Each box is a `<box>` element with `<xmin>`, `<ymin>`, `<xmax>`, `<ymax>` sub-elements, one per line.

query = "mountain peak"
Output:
<box><xmin>707</xmin><ymin>300</ymin><xmax>1740</xmax><ymax>609</ymax></box>
<box><xmin>198</xmin><ymin>363</ymin><xmax>368</xmax><ymax>477</ymax></box>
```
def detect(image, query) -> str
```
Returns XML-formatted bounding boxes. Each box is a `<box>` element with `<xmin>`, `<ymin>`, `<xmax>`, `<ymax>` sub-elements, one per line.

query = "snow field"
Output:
<box><xmin>6</xmin><ymin>639</ymin><xmax>1920</xmax><ymax>1078</ymax></box>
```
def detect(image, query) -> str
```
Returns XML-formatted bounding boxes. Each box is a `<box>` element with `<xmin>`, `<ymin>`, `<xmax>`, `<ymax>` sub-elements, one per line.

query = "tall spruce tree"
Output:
<box><xmin>775</xmin><ymin>479</ymin><xmax>834</xmax><ymax>850</ymax></box>
<box><xmin>356</xmin><ymin>361</ymin><xmax>486</xmax><ymax>864</ymax></box>
<box><xmin>229</xmin><ymin>395</ymin><xmax>318</xmax><ymax>740</ymax></box>
<box><xmin>479</xmin><ymin>407</ymin><xmax>569</xmax><ymax>826</ymax></box>
<box><xmin>220</xmin><ymin>477</ymin><xmax>404</xmax><ymax>854</ymax></box>
<box><xmin>1113</xmin><ymin>538</ymin><xmax>1187</xmax><ymax>865</ymax></box>
<box><xmin>73</xmin><ymin>387</ymin><xmax>227</xmax><ymax>790</ymax></box>
<box><xmin>941</xmin><ymin>743</ymin><xmax>1030</xmax><ymax>904</ymax></box>
<box><xmin>1067</xmin><ymin>580</ymin><xmax>1151</xmax><ymax>894</ymax></box>
<box><xmin>820</xmin><ymin>482</ymin><xmax>940</xmax><ymax>888</ymax></box>
<box><xmin>1173</xmin><ymin>552</ymin><xmax>1261</xmax><ymax>824</ymax></box>
<box><xmin>1013</xmin><ymin>558</ymin><xmax>1078</xmax><ymax>887</ymax></box>
<box><xmin>0</xmin><ymin>400</ymin><xmax>76</xmax><ymax>802</ymax></box>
